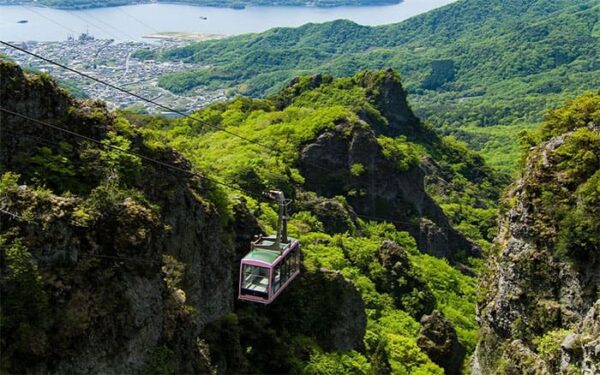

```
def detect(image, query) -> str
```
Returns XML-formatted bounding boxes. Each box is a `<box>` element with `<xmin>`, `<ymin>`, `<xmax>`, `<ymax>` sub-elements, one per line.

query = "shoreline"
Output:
<box><xmin>0</xmin><ymin>0</ymin><xmax>455</xmax><ymax>42</ymax></box>
<box><xmin>0</xmin><ymin>0</ymin><xmax>402</xmax><ymax>11</ymax></box>
<box><xmin>142</xmin><ymin>32</ymin><xmax>227</xmax><ymax>41</ymax></box>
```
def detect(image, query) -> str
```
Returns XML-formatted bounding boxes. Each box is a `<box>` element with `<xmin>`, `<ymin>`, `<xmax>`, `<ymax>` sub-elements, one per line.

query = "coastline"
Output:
<box><xmin>0</xmin><ymin>0</ymin><xmax>453</xmax><ymax>42</ymax></box>
<box><xmin>0</xmin><ymin>0</ymin><xmax>402</xmax><ymax>11</ymax></box>
<box><xmin>142</xmin><ymin>31</ymin><xmax>226</xmax><ymax>41</ymax></box>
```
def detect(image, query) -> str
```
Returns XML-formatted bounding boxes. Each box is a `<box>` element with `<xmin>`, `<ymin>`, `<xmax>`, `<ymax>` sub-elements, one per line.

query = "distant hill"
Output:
<box><xmin>146</xmin><ymin>0</ymin><xmax>600</xmax><ymax>172</ymax></box>
<box><xmin>0</xmin><ymin>0</ymin><xmax>399</xmax><ymax>9</ymax></box>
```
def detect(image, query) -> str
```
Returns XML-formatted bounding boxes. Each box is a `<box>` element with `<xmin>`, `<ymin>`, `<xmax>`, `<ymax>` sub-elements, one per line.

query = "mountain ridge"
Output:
<box><xmin>1</xmin><ymin>58</ymin><xmax>492</xmax><ymax>373</ymax></box>
<box><xmin>145</xmin><ymin>0</ymin><xmax>599</xmax><ymax>171</ymax></box>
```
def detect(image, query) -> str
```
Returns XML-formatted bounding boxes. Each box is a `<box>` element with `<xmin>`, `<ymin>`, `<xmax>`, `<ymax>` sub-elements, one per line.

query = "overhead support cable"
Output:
<box><xmin>0</xmin><ymin>41</ymin><xmax>269</xmax><ymax>146</ymax></box>
<box><xmin>24</xmin><ymin>5</ymin><xmax>79</xmax><ymax>35</ymax></box>
<box><xmin>115</xmin><ymin>6</ymin><xmax>159</xmax><ymax>34</ymax></box>
<box><xmin>0</xmin><ymin>41</ymin><xmax>338</xmax><ymax>174</ymax></box>
<box><xmin>0</xmin><ymin>107</ymin><xmax>261</xmax><ymax>200</ymax></box>
<box><xmin>0</xmin><ymin>43</ymin><xmax>424</xmax><ymax>228</ymax></box>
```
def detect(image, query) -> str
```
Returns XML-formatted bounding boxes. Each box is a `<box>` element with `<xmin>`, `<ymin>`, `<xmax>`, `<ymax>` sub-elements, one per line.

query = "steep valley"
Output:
<box><xmin>1</xmin><ymin>44</ymin><xmax>599</xmax><ymax>375</ymax></box>
<box><xmin>1</xmin><ymin>58</ymin><xmax>495</xmax><ymax>373</ymax></box>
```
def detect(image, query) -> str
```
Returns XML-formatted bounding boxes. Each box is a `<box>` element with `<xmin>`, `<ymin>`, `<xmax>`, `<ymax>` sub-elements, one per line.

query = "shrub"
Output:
<box><xmin>534</xmin><ymin>329</ymin><xmax>570</xmax><ymax>369</ymax></box>
<box><xmin>0</xmin><ymin>238</ymin><xmax>49</xmax><ymax>365</ymax></box>
<box><xmin>304</xmin><ymin>351</ymin><xmax>371</xmax><ymax>375</ymax></box>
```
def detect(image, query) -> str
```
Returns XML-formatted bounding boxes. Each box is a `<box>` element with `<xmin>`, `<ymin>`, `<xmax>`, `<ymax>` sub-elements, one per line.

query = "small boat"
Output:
<box><xmin>199</xmin><ymin>16</ymin><xmax>207</xmax><ymax>20</ymax></box>
<box><xmin>17</xmin><ymin>20</ymin><xmax>29</xmax><ymax>24</ymax></box>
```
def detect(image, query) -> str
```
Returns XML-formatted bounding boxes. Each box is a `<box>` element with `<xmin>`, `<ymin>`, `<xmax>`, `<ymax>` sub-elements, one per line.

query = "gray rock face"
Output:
<box><xmin>473</xmin><ymin>125</ymin><xmax>600</xmax><ymax>375</ymax></box>
<box><xmin>356</xmin><ymin>69</ymin><xmax>424</xmax><ymax>141</ymax></box>
<box><xmin>376</xmin><ymin>240</ymin><xmax>435</xmax><ymax>317</ymax></box>
<box><xmin>56</xmin><ymin>273</ymin><xmax>166</xmax><ymax>374</ymax></box>
<box><xmin>0</xmin><ymin>62</ymin><xmax>235</xmax><ymax>373</ymax></box>
<box><xmin>561</xmin><ymin>301</ymin><xmax>600</xmax><ymax>374</ymax></box>
<box><xmin>417</xmin><ymin>310</ymin><xmax>465</xmax><ymax>375</ymax></box>
<box><xmin>272</xmin><ymin>270</ymin><xmax>367</xmax><ymax>353</ymax></box>
<box><xmin>2</xmin><ymin>181</ymin><xmax>234</xmax><ymax>374</ymax></box>
<box><xmin>295</xmin><ymin>191</ymin><xmax>358</xmax><ymax>234</ymax></box>
<box><xmin>325</xmin><ymin>272</ymin><xmax>368</xmax><ymax>352</ymax></box>
<box><xmin>157</xmin><ymin>182</ymin><xmax>235</xmax><ymax>330</ymax></box>
<box><xmin>299</xmin><ymin>122</ymin><xmax>479</xmax><ymax>261</ymax></box>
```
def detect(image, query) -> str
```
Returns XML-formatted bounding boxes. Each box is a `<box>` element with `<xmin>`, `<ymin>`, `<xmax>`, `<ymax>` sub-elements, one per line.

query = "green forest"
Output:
<box><xmin>0</xmin><ymin>60</ymin><xmax>501</xmax><ymax>373</ymax></box>
<box><xmin>1</xmin><ymin>0</ymin><xmax>599</xmax><ymax>373</ymax></box>
<box><xmin>142</xmin><ymin>0</ymin><xmax>599</xmax><ymax>172</ymax></box>
<box><xmin>135</xmin><ymin>68</ymin><xmax>507</xmax><ymax>368</ymax></box>
<box><xmin>2</xmin><ymin>53</ymin><xmax>597</xmax><ymax>373</ymax></box>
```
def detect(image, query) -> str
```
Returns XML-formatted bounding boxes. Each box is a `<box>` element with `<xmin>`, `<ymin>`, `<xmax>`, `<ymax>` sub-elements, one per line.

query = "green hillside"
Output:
<box><xmin>124</xmin><ymin>69</ymin><xmax>508</xmax><ymax>372</ymax></box>
<box><xmin>145</xmin><ymin>0</ymin><xmax>600</xmax><ymax>172</ymax></box>
<box><xmin>139</xmin><ymin>70</ymin><xmax>506</xmax><ymax>252</ymax></box>
<box><xmin>2</xmin><ymin>59</ymin><xmax>503</xmax><ymax>373</ymax></box>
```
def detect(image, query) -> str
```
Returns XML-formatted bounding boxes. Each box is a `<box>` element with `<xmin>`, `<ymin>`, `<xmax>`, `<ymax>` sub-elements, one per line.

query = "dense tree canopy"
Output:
<box><xmin>145</xmin><ymin>0</ymin><xmax>599</xmax><ymax>172</ymax></box>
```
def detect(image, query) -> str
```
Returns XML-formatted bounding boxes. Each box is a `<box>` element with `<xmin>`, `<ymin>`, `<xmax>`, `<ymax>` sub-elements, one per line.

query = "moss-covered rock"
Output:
<box><xmin>416</xmin><ymin>310</ymin><xmax>465</xmax><ymax>374</ymax></box>
<box><xmin>473</xmin><ymin>93</ymin><xmax>600</xmax><ymax>374</ymax></box>
<box><xmin>0</xmin><ymin>60</ymin><xmax>235</xmax><ymax>374</ymax></box>
<box><xmin>375</xmin><ymin>240</ymin><xmax>435</xmax><ymax>318</ymax></box>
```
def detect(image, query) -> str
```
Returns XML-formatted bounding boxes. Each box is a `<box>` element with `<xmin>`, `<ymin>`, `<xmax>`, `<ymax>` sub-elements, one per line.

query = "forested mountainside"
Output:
<box><xmin>0</xmin><ymin>0</ymin><xmax>398</xmax><ymax>9</ymax></box>
<box><xmin>0</xmin><ymin>59</ymin><xmax>504</xmax><ymax>373</ymax></box>
<box><xmin>141</xmin><ymin>0</ymin><xmax>600</xmax><ymax>171</ymax></box>
<box><xmin>0</xmin><ymin>60</ymin><xmax>238</xmax><ymax>373</ymax></box>
<box><xmin>474</xmin><ymin>92</ymin><xmax>600</xmax><ymax>374</ymax></box>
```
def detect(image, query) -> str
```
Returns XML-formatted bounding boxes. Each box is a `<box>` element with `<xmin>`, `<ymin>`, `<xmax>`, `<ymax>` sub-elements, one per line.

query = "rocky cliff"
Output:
<box><xmin>473</xmin><ymin>93</ymin><xmax>600</xmax><ymax>374</ymax></box>
<box><xmin>1</xmin><ymin>58</ymin><xmax>504</xmax><ymax>373</ymax></box>
<box><xmin>0</xmin><ymin>60</ymin><xmax>367</xmax><ymax>373</ymax></box>
<box><xmin>299</xmin><ymin>119</ymin><xmax>479</xmax><ymax>260</ymax></box>
<box><xmin>292</xmin><ymin>70</ymin><xmax>495</xmax><ymax>261</ymax></box>
<box><xmin>0</xmin><ymin>60</ymin><xmax>237</xmax><ymax>373</ymax></box>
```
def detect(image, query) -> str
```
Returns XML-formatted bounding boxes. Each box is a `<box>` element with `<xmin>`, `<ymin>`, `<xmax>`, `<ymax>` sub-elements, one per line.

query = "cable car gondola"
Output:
<box><xmin>238</xmin><ymin>190</ymin><xmax>301</xmax><ymax>304</ymax></box>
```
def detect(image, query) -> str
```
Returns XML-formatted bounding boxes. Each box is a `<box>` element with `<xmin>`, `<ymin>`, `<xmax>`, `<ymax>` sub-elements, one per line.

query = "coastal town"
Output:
<box><xmin>0</xmin><ymin>34</ymin><xmax>227</xmax><ymax>114</ymax></box>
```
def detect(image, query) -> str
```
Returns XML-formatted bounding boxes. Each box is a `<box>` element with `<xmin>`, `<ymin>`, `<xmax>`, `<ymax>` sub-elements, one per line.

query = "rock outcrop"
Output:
<box><xmin>560</xmin><ymin>301</ymin><xmax>600</xmax><ymax>373</ymax></box>
<box><xmin>294</xmin><ymin>70</ymin><xmax>484</xmax><ymax>262</ymax></box>
<box><xmin>376</xmin><ymin>240</ymin><xmax>435</xmax><ymax>317</ymax></box>
<box><xmin>294</xmin><ymin>191</ymin><xmax>358</xmax><ymax>234</ymax></box>
<box><xmin>200</xmin><ymin>270</ymin><xmax>368</xmax><ymax>375</ymax></box>
<box><xmin>299</xmin><ymin>120</ymin><xmax>479</xmax><ymax>261</ymax></box>
<box><xmin>417</xmin><ymin>310</ymin><xmax>465</xmax><ymax>375</ymax></box>
<box><xmin>473</xmin><ymin>96</ymin><xmax>600</xmax><ymax>374</ymax></box>
<box><xmin>272</xmin><ymin>270</ymin><xmax>367</xmax><ymax>352</ymax></box>
<box><xmin>0</xmin><ymin>60</ymin><xmax>235</xmax><ymax>373</ymax></box>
